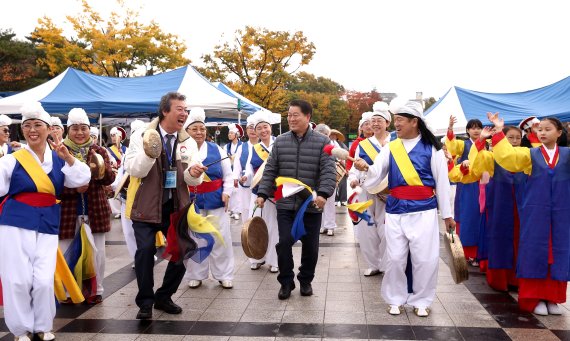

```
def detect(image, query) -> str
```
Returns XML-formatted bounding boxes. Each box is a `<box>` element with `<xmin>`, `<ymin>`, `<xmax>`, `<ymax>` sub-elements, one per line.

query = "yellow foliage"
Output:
<box><xmin>32</xmin><ymin>0</ymin><xmax>189</xmax><ymax>77</ymax></box>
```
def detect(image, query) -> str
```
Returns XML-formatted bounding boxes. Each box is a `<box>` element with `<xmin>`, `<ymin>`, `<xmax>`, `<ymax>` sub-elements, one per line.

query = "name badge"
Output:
<box><xmin>165</xmin><ymin>170</ymin><xmax>177</xmax><ymax>188</ymax></box>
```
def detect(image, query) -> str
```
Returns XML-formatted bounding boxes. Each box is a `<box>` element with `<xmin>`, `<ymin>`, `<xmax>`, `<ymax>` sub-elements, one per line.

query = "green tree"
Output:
<box><xmin>198</xmin><ymin>26</ymin><xmax>316</xmax><ymax>112</ymax></box>
<box><xmin>31</xmin><ymin>0</ymin><xmax>189</xmax><ymax>77</ymax></box>
<box><xmin>0</xmin><ymin>29</ymin><xmax>49</xmax><ymax>90</ymax></box>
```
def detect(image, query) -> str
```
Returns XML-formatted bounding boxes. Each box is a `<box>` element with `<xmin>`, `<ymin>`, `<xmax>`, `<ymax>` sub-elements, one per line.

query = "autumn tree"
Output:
<box><xmin>198</xmin><ymin>26</ymin><xmax>316</xmax><ymax>112</ymax></box>
<box><xmin>345</xmin><ymin>90</ymin><xmax>382</xmax><ymax>135</ymax></box>
<box><xmin>285</xmin><ymin>72</ymin><xmax>350</xmax><ymax>131</ymax></box>
<box><xmin>31</xmin><ymin>0</ymin><xmax>189</xmax><ymax>77</ymax></box>
<box><xmin>424</xmin><ymin>96</ymin><xmax>437</xmax><ymax>112</ymax></box>
<box><xmin>0</xmin><ymin>29</ymin><xmax>49</xmax><ymax>91</ymax></box>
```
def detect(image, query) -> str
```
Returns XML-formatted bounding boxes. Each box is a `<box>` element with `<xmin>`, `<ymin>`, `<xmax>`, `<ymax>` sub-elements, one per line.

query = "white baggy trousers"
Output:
<box><xmin>354</xmin><ymin>191</ymin><xmax>387</xmax><ymax>272</ymax></box>
<box><xmin>0</xmin><ymin>225</ymin><xmax>58</xmax><ymax>336</ymax></box>
<box><xmin>381</xmin><ymin>208</ymin><xmax>439</xmax><ymax>309</ymax></box>
<box><xmin>184</xmin><ymin>207</ymin><xmax>235</xmax><ymax>281</ymax></box>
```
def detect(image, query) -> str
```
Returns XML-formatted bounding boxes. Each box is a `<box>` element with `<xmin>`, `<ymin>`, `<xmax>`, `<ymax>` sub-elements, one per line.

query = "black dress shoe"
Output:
<box><xmin>278</xmin><ymin>283</ymin><xmax>295</xmax><ymax>300</ymax></box>
<box><xmin>136</xmin><ymin>305</ymin><xmax>153</xmax><ymax>320</ymax></box>
<box><xmin>154</xmin><ymin>299</ymin><xmax>182</xmax><ymax>314</ymax></box>
<box><xmin>300</xmin><ymin>282</ymin><xmax>313</xmax><ymax>296</ymax></box>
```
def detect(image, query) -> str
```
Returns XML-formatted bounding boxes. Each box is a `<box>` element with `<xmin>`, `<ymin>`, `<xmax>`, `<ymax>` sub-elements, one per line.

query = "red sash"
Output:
<box><xmin>188</xmin><ymin>179</ymin><xmax>223</xmax><ymax>194</ymax></box>
<box><xmin>0</xmin><ymin>192</ymin><xmax>57</xmax><ymax>215</ymax></box>
<box><xmin>390</xmin><ymin>186</ymin><xmax>434</xmax><ymax>200</ymax></box>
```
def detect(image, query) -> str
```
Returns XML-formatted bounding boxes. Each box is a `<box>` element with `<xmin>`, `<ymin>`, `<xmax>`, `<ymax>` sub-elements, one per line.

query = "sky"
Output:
<box><xmin>2</xmin><ymin>0</ymin><xmax>570</xmax><ymax>102</ymax></box>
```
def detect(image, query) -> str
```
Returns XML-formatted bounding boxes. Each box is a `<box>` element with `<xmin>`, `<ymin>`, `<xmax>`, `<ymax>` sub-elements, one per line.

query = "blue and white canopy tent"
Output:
<box><xmin>213</xmin><ymin>82</ymin><xmax>282</xmax><ymax>132</ymax></box>
<box><xmin>0</xmin><ymin>65</ymin><xmax>246</xmax><ymax>124</ymax></box>
<box><xmin>424</xmin><ymin>76</ymin><xmax>570</xmax><ymax>135</ymax></box>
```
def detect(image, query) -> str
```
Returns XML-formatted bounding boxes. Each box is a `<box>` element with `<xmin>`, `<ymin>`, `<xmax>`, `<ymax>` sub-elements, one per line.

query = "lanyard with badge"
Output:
<box><xmin>162</xmin><ymin>133</ymin><xmax>178</xmax><ymax>189</ymax></box>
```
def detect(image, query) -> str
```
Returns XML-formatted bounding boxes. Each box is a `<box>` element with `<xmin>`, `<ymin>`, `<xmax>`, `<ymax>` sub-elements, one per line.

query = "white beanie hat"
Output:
<box><xmin>228</xmin><ymin>123</ymin><xmax>244</xmax><ymax>137</ymax></box>
<box><xmin>392</xmin><ymin>101</ymin><xmax>424</xmax><ymax>120</ymax></box>
<box><xmin>50</xmin><ymin>116</ymin><xmax>64</xmax><ymax>129</ymax></box>
<box><xmin>372</xmin><ymin>101</ymin><xmax>391</xmax><ymax>122</ymax></box>
<box><xmin>130</xmin><ymin>119</ymin><xmax>146</xmax><ymax>134</ymax></box>
<box><xmin>184</xmin><ymin>107</ymin><xmax>206</xmax><ymax>130</ymax></box>
<box><xmin>20</xmin><ymin>102</ymin><xmax>51</xmax><ymax>125</ymax></box>
<box><xmin>246</xmin><ymin>115</ymin><xmax>256</xmax><ymax>127</ymax></box>
<box><xmin>67</xmin><ymin>108</ymin><xmax>90</xmax><ymax>126</ymax></box>
<box><xmin>0</xmin><ymin>114</ymin><xmax>12</xmax><ymax>126</ymax></box>
<box><xmin>252</xmin><ymin>110</ymin><xmax>272</xmax><ymax>128</ymax></box>
<box><xmin>90</xmin><ymin>126</ymin><xmax>99</xmax><ymax>137</ymax></box>
<box><xmin>110</xmin><ymin>126</ymin><xmax>126</xmax><ymax>141</ymax></box>
<box><xmin>359</xmin><ymin>111</ymin><xmax>373</xmax><ymax>129</ymax></box>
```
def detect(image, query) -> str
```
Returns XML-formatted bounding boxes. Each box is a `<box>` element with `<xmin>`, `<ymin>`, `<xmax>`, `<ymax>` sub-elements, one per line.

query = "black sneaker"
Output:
<box><xmin>278</xmin><ymin>283</ymin><xmax>295</xmax><ymax>300</ymax></box>
<box><xmin>300</xmin><ymin>282</ymin><xmax>313</xmax><ymax>296</ymax></box>
<box><xmin>136</xmin><ymin>305</ymin><xmax>153</xmax><ymax>320</ymax></box>
<box><xmin>154</xmin><ymin>298</ymin><xmax>182</xmax><ymax>314</ymax></box>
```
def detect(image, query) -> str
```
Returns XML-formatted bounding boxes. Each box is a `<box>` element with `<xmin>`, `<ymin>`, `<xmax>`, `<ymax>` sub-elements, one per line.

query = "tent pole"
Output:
<box><xmin>99</xmin><ymin>113</ymin><xmax>103</xmax><ymax>145</ymax></box>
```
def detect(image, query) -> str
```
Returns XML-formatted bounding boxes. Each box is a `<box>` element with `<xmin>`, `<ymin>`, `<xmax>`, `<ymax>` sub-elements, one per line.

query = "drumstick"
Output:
<box><xmin>203</xmin><ymin>155</ymin><xmax>230</xmax><ymax>167</ymax></box>
<box><xmin>323</xmin><ymin>145</ymin><xmax>356</xmax><ymax>162</ymax></box>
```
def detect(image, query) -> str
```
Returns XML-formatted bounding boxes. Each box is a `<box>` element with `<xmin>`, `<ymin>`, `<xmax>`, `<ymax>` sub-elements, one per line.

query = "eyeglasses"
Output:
<box><xmin>22</xmin><ymin>123</ymin><xmax>47</xmax><ymax>131</ymax></box>
<box><xmin>0</xmin><ymin>128</ymin><xmax>9</xmax><ymax>134</ymax></box>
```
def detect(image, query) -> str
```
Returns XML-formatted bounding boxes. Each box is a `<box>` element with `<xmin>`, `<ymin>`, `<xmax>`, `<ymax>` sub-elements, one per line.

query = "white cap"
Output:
<box><xmin>251</xmin><ymin>110</ymin><xmax>272</xmax><ymax>128</ymax></box>
<box><xmin>67</xmin><ymin>108</ymin><xmax>90</xmax><ymax>126</ymax></box>
<box><xmin>50</xmin><ymin>116</ymin><xmax>63</xmax><ymax>129</ymax></box>
<box><xmin>110</xmin><ymin>126</ymin><xmax>126</xmax><ymax>141</ymax></box>
<box><xmin>20</xmin><ymin>102</ymin><xmax>51</xmax><ymax>125</ymax></box>
<box><xmin>184</xmin><ymin>107</ymin><xmax>206</xmax><ymax>130</ymax></box>
<box><xmin>358</xmin><ymin>111</ymin><xmax>373</xmax><ymax>129</ymax></box>
<box><xmin>0</xmin><ymin>114</ymin><xmax>12</xmax><ymax>126</ymax></box>
<box><xmin>228</xmin><ymin>123</ymin><xmax>244</xmax><ymax>137</ymax></box>
<box><xmin>90</xmin><ymin>126</ymin><xmax>99</xmax><ymax>137</ymax></box>
<box><xmin>372</xmin><ymin>101</ymin><xmax>391</xmax><ymax>122</ymax></box>
<box><xmin>130</xmin><ymin>119</ymin><xmax>146</xmax><ymax>134</ymax></box>
<box><xmin>392</xmin><ymin>101</ymin><xmax>424</xmax><ymax>120</ymax></box>
<box><xmin>246</xmin><ymin>115</ymin><xmax>256</xmax><ymax>127</ymax></box>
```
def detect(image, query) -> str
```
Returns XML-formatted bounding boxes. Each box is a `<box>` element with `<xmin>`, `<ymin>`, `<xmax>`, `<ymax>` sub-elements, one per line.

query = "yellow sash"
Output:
<box><xmin>359</xmin><ymin>139</ymin><xmax>379</xmax><ymax>163</ymax></box>
<box><xmin>125</xmin><ymin>176</ymin><xmax>140</xmax><ymax>219</ymax></box>
<box><xmin>389</xmin><ymin>139</ymin><xmax>423</xmax><ymax>186</ymax></box>
<box><xmin>109</xmin><ymin>145</ymin><xmax>123</xmax><ymax>160</ymax></box>
<box><xmin>12</xmin><ymin>149</ymin><xmax>56</xmax><ymax>195</ymax></box>
<box><xmin>253</xmin><ymin>143</ymin><xmax>269</xmax><ymax>161</ymax></box>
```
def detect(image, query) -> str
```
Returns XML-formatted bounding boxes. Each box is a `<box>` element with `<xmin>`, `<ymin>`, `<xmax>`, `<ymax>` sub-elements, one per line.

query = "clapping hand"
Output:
<box><xmin>487</xmin><ymin>112</ymin><xmax>504</xmax><ymax>130</ymax></box>
<box><xmin>480</xmin><ymin>126</ymin><xmax>494</xmax><ymax>140</ymax></box>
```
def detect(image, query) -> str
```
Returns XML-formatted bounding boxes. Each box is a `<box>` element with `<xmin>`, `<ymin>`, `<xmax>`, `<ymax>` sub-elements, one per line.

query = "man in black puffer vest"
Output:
<box><xmin>256</xmin><ymin>99</ymin><xmax>336</xmax><ymax>300</ymax></box>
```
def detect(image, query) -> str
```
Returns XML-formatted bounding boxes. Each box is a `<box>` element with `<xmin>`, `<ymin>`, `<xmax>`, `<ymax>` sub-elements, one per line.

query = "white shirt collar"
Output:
<box><xmin>158</xmin><ymin>124</ymin><xmax>178</xmax><ymax>140</ymax></box>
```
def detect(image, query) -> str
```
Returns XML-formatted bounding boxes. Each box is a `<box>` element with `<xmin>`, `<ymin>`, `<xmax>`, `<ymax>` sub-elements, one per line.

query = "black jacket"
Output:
<box><xmin>257</xmin><ymin>128</ymin><xmax>336</xmax><ymax>213</ymax></box>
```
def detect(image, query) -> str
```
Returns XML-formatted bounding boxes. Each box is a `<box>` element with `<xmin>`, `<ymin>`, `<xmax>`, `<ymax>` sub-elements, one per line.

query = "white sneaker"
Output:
<box><xmin>414</xmin><ymin>307</ymin><xmax>430</xmax><ymax>317</ymax></box>
<box><xmin>188</xmin><ymin>280</ymin><xmax>202</xmax><ymax>288</ymax></box>
<box><xmin>319</xmin><ymin>227</ymin><xmax>326</xmax><ymax>234</ymax></box>
<box><xmin>547</xmin><ymin>301</ymin><xmax>563</xmax><ymax>315</ymax></box>
<box><xmin>154</xmin><ymin>255</ymin><xmax>158</xmax><ymax>261</ymax></box>
<box><xmin>250</xmin><ymin>262</ymin><xmax>264</xmax><ymax>270</ymax></box>
<box><xmin>37</xmin><ymin>332</ymin><xmax>56</xmax><ymax>341</ymax></box>
<box><xmin>270</xmin><ymin>266</ymin><xmax>279</xmax><ymax>273</ymax></box>
<box><xmin>363</xmin><ymin>268</ymin><xmax>381</xmax><ymax>276</ymax></box>
<box><xmin>114</xmin><ymin>213</ymin><xmax>121</xmax><ymax>219</ymax></box>
<box><xmin>131</xmin><ymin>263</ymin><xmax>135</xmax><ymax>269</ymax></box>
<box><xmin>533</xmin><ymin>301</ymin><xmax>548</xmax><ymax>315</ymax></box>
<box><xmin>15</xmin><ymin>333</ymin><xmax>33</xmax><ymax>341</ymax></box>
<box><xmin>220</xmin><ymin>280</ymin><xmax>233</xmax><ymax>289</ymax></box>
<box><xmin>327</xmin><ymin>229</ymin><xmax>334</xmax><ymax>236</ymax></box>
<box><xmin>388</xmin><ymin>305</ymin><xmax>401</xmax><ymax>315</ymax></box>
